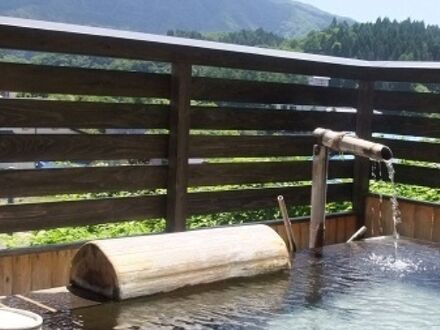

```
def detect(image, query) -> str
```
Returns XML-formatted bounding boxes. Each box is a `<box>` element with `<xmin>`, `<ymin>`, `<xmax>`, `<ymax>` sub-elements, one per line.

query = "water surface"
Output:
<box><xmin>48</xmin><ymin>237</ymin><xmax>440</xmax><ymax>329</ymax></box>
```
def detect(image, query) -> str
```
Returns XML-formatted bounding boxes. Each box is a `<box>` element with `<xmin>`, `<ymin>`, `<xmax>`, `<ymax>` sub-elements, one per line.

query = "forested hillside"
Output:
<box><xmin>0</xmin><ymin>0</ymin><xmax>352</xmax><ymax>38</ymax></box>
<box><xmin>303</xmin><ymin>18</ymin><xmax>440</xmax><ymax>61</ymax></box>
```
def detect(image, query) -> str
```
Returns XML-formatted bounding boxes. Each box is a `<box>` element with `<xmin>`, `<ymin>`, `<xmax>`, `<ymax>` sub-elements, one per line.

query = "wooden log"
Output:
<box><xmin>70</xmin><ymin>225</ymin><xmax>291</xmax><ymax>300</ymax></box>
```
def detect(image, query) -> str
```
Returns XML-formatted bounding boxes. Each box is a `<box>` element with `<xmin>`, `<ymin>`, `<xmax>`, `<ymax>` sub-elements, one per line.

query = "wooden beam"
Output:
<box><xmin>0</xmin><ymin>134</ymin><xmax>168</xmax><ymax>162</ymax></box>
<box><xmin>189</xmin><ymin>135</ymin><xmax>314</xmax><ymax>158</ymax></box>
<box><xmin>166</xmin><ymin>63</ymin><xmax>192</xmax><ymax>232</ymax></box>
<box><xmin>2</xmin><ymin>17</ymin><xmax>440</xmax><ymax>82</ymax></box>
<box><xmin>353</xmin><ymin>81</ymin><xmax>375</xmax><ymax>228</ymax></box>
<box><xmin>0</xmin><ymin>62</ymin><xmax>170</xmax><ymax>97</ymax></box>
<box><xmin>0</xmin><ymin>99</ymin><xmax>169</xmax><ymax>129</ymax></box>
<box><xmin>192</xmin><ymin>77</ymin><xmax>358</xmax><ymax>106</ymax></box>
<box><xmin>191</xmin><ymin>106</ymin><xmax>355</xmax><ymax>132</ymax></box>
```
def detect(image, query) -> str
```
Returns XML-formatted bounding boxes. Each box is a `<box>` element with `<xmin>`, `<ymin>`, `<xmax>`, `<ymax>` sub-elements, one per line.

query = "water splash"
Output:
<box><xmin>385</xmin><ymin>160</ymin><xmax>402</xmax><ymax>240</ymax></box>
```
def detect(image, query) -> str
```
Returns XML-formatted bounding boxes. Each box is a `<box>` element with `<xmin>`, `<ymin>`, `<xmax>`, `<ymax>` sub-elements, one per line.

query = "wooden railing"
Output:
<box><xmin>0</xmin><ymin>16</ymin><xmax>437</xmax><ymax>237</ymax></box>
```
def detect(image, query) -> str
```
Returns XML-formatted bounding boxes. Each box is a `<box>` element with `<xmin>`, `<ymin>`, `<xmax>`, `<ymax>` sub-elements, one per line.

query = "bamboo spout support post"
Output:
<box><xmin>277</xmin><ymin>195</ymin><xmax>297</xmax><ymax>253</ymax></box>
<box><xmin>309</xmin><ymin>144</ymin><xmax>329</xmax><ymax>250</ymax></box>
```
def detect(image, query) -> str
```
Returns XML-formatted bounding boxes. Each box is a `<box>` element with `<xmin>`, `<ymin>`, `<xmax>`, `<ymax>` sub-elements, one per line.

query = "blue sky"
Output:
<box><xmin>298</xmin><ymin>0</ymin><xmax>440</xmax><ymax>26</ymax></box>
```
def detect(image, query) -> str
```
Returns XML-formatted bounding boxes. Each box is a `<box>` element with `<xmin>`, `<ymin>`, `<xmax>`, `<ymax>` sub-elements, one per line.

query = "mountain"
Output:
<box><xmin>0</xmin><ymin>0</ymin><xmax>353</xmax><ymax>38</ymax></box>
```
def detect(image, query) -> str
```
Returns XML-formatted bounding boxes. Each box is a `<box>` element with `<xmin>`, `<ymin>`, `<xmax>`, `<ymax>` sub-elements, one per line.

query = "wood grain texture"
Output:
<box><xmin>399</xmin><ymin>202</ymin><xmax>416</xmax><ymax>238</ymax></box>
<box><xmin>374</xmin><ymin>89</ymin><xmax>440</xmax><ymax>113</ymax></box>
<box><xmin>413</xmin><ymin>205</ymin><xmax>434</xmax><ymax>241</ymax></box>
<box><xmin>191</xmin><ymin>106</ymin><xmax>355</xmax><ymax>131</ymax></box>
<box><xmin>188</xmin><ymin>184</ymin><xmax>352</xmax><ymax>215</ymax></box>
<box><xmin>12</xmin><ymin>255</ymin><xmax>31</xmax><ymax>295</ymax></box>
<box><xmin>0</xmin><ymin>195</ymin><xmax>166</xmax><ymax>233</ymax></box>
<box><xmin>344</xmin><ymin>217</ymin><xmax>358</xmax><ymax>241</ymax></box>
<box><xmin>353</xmin><ymin>81</ymin><xmax>374</xmax><ymax>228</ymax></box>
<box><xmin>0</xmin><ymin>134</ymin><xmax>168</xmax><ymax>162</ymax></box>
<box><xmin>192</xmin><ymin>77</ymin><xmax>358</xmax><ymax>106</ymax></box>
<box><xmin>0</xmin><ymin>166</ymin><xmax>167</xmax><ymax>198</ymax></box>
<box><xmin>0</xmin><ymin>99</ymin><xmax>169</xmax><ymax>128</ymax></box>
<box><xmin>166</xmin><ymin>63</ymin><xmax>192</xmax><ymax>232</ymax></box>
<box><xmin>30</xmin><ymin>252</ymin><xmax>52</xmax><ymax>291</ymax></box>
<box><xmin>433</xmin><ymin>208</ymin><xmax>440</xmax><ymax>243</ymax></box>
<box><xmin>373</xmin><ymin>114</ymin><xmax>440</xmax><ymax>138</ymax></box>
<box><xmin>0</xmin><ymin>160</ymin><xmax>353</xmax><ymax>198</ymax></box>
<box><xmin>189</xmin><ymin>135</ymin><xmax>315</xmax><ymax>158</ymax></box>
<box><xmin>366</xmin><ymin>196</ymin><xmax>440</xmax><ymax>242</ymax></box>
<box><xmin>0</xmin><ymin>62</ymin><xmax>170</xmax><ymax>97</ymax></box>
<box><xmin>51</xmin><ymin>249</ymin><xmax>77</xmax><ymax>288</ymax></box>
<box><xmin>324</xmin><ymin>218</ymin><xmax>337</xmax><ymax>245</ymax></box>
<box><xmin>189</xmin><ymin>160</ymin><xmax>353</xmax><ymax>187</ymax></box>
<box><xmin>70</xmin><ymin>225</ymin><xmax>290</xmax><ymax>300</ymax></box>
<box><xmin>0</xmin><ymin>256</ymin><xmax>13</xmax><ymax>296</ymax></box>
<box><xmin>364</xmin><ymin>196</ymin><xmax>384</xmax><ymax>237</ymax></box>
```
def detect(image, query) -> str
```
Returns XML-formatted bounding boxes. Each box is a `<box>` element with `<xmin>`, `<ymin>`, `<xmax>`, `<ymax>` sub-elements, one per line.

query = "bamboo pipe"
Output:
<box><xmin>277</xmin><ymin>195</ymin><xmax>297</xmax><ymax>253</ymax></box>
<box><xmin>313</xmin><ymin>128</ymin><xmax>393</xmax><ymax>161</ymax></box>
<box><xmin>346</xmin><ymin>226</ymin><xmax>368</xmax><ymax>243</ymax></box>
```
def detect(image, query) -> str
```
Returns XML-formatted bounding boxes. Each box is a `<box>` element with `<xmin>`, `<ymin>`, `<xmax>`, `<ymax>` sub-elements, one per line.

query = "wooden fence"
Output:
<box><xmin>0</xmin><ymin>17</ymin><xmax>438</xmax><ymax>295</ymax></box>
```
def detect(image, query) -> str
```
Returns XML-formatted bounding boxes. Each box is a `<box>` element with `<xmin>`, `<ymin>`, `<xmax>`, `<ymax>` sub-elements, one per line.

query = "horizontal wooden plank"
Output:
<box><xmin>0</xmin><ymin>99</ymin><xmax>169</xmax><ymax>128</ymax></box>
<box><xmin>0</xmin><ymin>134</ymin><xmax>168</xmax><ymax>162</ymax></box>
<box><xmin>374</xmin><ymin>138</ymin><xmax>440</xmax><ymax>163</ymax></box>
<box><xmin>191</xmin><ymin>107</ymin><xmax>355</xmax><ymax>131</ymax></box>
<box><xmin>192</xmin><ymin>77</ymin><xmax>358</xmax><ymax>106</ymax></box>
<box><xmin>189</xmin><ymin>135</ymin><xmax>315</xmax><ymax>158</ymax></box>
<box><xmin>374</xmin><ymin>90</ymin><xmax>440</xmax><ymax>113</ymax></box>
<box><xmin>0</xmin><ymin>165</ymin><xmax>167</xmax><ymax>198</ymax></box>
<box><xmin>0</xmin><ymin>62</ymin><xmax>170</xmax><ymax>97</ymax></box>
<box><xmin>188</xmin><ymin>183</ymin><xmax>352</xmax><ymax>215</ymax></box>
<box><xmin>0</xmin><ymin>195</ymin><xmax>166</xmax><ymax>233</ymax></box>
<box><xmin>0</xmin><ymin>183</ymin><xmax>350</xmax><ymax>233</ymax></box>
<box><xmin>373</xmin><ymin>114</ymin><xmax>440</xmax><ymax>138</ymax></box>
<box><xmin>2</xmin><ymin>17</ymin><xmax>440</xmax><ymax>82</ymax></box>
<box><xmin>189</xmin><ymin>160</ymin><xmax>353</xmax><ymax>187</ymax></box>
<box><xmin>0</xmin><ymin>160</ymin><xmax>352</xmax><ymax>198</ymax></box>
<box><xmin>375</xmin><ymin>163</ymin><xmax>440</xmax><ymax>188</ymax></box>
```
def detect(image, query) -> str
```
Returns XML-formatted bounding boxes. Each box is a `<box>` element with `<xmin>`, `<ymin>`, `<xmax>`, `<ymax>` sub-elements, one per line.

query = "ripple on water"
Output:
<box><xmin>66</xmin><ymin>237</ymin><xmax>440</xmax><ymax>330</ymax></box>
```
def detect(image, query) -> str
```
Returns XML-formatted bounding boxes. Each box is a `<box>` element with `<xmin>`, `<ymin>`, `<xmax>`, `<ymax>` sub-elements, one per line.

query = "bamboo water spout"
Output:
<box><xmin>309</xmin><ymin>128</ymin><xmax>392</xmax><ymax>251</ymax></box>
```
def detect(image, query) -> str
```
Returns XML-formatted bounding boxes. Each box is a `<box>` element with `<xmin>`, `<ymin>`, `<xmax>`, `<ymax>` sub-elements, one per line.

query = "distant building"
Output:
<box><xmin>0</xmin><ymin>91</ymin><xmax>10</xmax><ymax>98</ymax></box>
<box><xmin>308</xmin><ymin>76</ymin><xmax>331</xmax><ymax>87</ymax></box>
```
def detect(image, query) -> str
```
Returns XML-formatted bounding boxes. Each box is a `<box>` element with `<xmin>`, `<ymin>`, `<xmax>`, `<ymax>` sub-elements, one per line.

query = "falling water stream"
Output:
<box><xmin>385</xmin><ymin>160</ymin><xmax>402</xmax><ymax>240</ymax></box>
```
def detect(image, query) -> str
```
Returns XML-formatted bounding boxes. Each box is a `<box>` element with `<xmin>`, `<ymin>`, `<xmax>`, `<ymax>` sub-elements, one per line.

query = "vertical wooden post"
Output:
<box><xmin>166</xmin><ymin>63</ymin><xmax>192</xmax><ymax>232</ymax></box>
<box><xmin>309</xmin><ymin>144</ymin><xmax>329</xmax><ymax>250</ymax></box>
<box><xmin>353</xmin><ymin>81</ymin><xmax>375</xmax><ymax>228</ymax></box>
